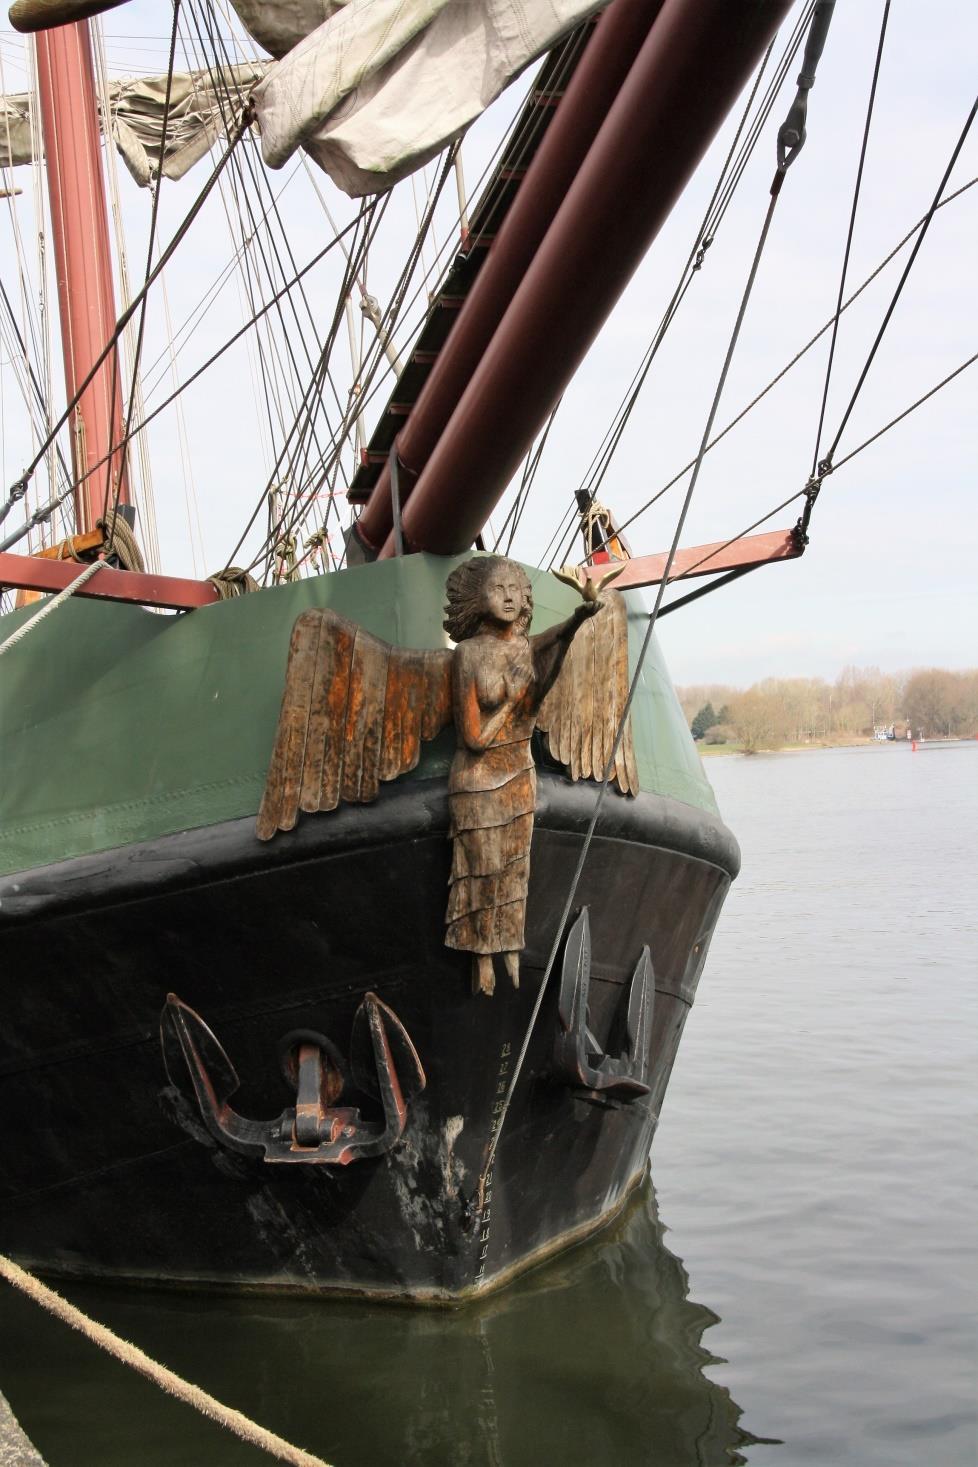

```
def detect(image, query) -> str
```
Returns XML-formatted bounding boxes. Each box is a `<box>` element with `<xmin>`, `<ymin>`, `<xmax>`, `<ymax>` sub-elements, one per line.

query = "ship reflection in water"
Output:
<box><xmin>0</xmin><ymin>1183</ymin><xmax>768</xmax><ymax>1467</ymax></box>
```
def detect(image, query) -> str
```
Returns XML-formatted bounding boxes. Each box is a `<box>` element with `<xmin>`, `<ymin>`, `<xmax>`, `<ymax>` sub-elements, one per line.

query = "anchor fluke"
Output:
<box><xmin>160</xmin><ymin>990</ymin><xmax>425</xmax><ymax>1165</ymax></box>
<box><xmin>552</xmin><ymin>908</ymin><xmax>653</xmax><ymax>1099</ymax></box>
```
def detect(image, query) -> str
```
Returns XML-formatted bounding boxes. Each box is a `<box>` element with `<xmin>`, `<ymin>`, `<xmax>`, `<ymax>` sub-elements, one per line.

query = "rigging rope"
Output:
<box><xmin>797</xmin><ymin>89</ymin><xmax>977</xmax><ymax>545</ymax></box>
<box><xmin>0</xmin><ymin>1254</ymin><xmax>332</xmax><ymax>1467</ymax></box>
<box><xmin>561</xmin><ymin>2</ymin><xmax>815</xmax><ymax>557</ymax></box>
<box><xmin>207</xmin><ymin>564</ymin><xmax>258</xmax><ymax>597</ymax></box>
<box><xmin>271</xmin><ymin>24</ymin><xmax>593</xmax><ymax>575</ymax></box>
<box><xmin>478</xmin><ymin>0</ymin><xmax>838</xmax><ymax>1205</ymax></box>
<box><xmin>567</xmin><ymin>24</ymin><xmax>783</xmax><ymax>530</ymax></box>
<box><xmin>823</xmin><ymin>95</ymin><xmax>977</xmax><ymax>468</ymax></box>
<box><xmin>8</xmin><ymin>104</ymin><xmax>253</xmax><ymax>499</ymax></box>
<box><xmin>651</xmin><ymin>346</ymin><xmax>978</xmax><ymax>610</ymax></box>
<box><xmin>0</xmin><ymin>481</ymin><xmax>72</xmax><ymax>552</ymax></box>
<box><xmin>177</xmin><ymin>0</ymin><xmax>394</xmax><ymax>574</ymax></box>
<box><xmin>44</xmin><ymin>206</ymin><xmax>371</xmax><ymax>527</ymax></box>
<box><xmin>93</xmin><ymin>20</ymin><xmax>163</xmax><ymax>573</ymax></box>
<box><xmin>104</xmin><ymin>0</ymin><xmax>183</xmax><ymax>545</ymax></box>
<box><xmin>221</xmin><ymin>199</ymin><xmax>383</xmax><ymax>574</ymax></box>
<box><xmin>828</xmin><ymin>349</ymin><xmax>977</xmax><ymax>475</ymax></box>
<box><xmin>26</xmin><ymin>33</ymin><xmax>66</xmax><ymax>546</ymax></box>
<box><xmin>251</xmin><ymin>143</ymin><xmax>462</xmax><ymax>579</ymax></box>
<box><xmin>811</xmin><ymin>0</ymin><xmax>889</xmax><ymax>477</ymax></box>
<box><xmin>494</xmin><ymin>398</ymin><xmax>562</xmax><ymax>556</ymax></box>
<box><xmin>582</xmin><ymin>173</ymin><xmax>977</xmax><ymax>559</ymax></box>
<box><xmin>182</xmin><ymin>3</ymin><xmax>335</xmax><ymax>484</ymax></box>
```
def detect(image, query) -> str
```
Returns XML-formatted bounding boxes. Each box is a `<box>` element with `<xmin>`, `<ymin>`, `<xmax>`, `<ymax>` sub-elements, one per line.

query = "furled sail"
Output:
<box><xmin>0</xmin><ymin>63</ymin><xmax>266</xmax><ymax>186</ymax></box>
<box><xmin>4</xmin><ymin>0</ymin><xmax>607</xmax><ymax>196</ymax></box>
<box><xmin>248</xmin><ymin>0</ymin><xmax>611</xmax><ymax>196</ymax></box>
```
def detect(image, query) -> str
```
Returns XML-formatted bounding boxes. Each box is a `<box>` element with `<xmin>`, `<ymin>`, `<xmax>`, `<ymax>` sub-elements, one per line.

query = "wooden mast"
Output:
<box><xmin>34</xmin><ymin>17</ymin><xmax>129</xmax><ymax>534</ymax></box>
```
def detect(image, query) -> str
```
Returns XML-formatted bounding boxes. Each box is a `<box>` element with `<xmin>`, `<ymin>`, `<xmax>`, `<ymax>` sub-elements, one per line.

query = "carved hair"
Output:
<box><xmin>443</xmin><ymin>556</ymin><xmax>533</xmax><ymax>643</ymax></box>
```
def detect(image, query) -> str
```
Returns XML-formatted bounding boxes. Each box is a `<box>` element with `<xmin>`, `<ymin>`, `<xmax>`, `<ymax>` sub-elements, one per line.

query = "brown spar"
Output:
<box><xmin>378</xmin><ymin>0</ymin><xmax>795</xmax><ymax>559</ymax></box>
<box><xmin>576</xmin><ymin>529</ymin><xmax>805</xmax><ymax>590</ymax></box>
<box><xmin>352</xmin><ymin>0</ymin><xmax>668</xmax><ymax>556</ymax></box>
<box><xmin>8</xmin><ymin>0</ymin><xmax>131</xmax><ymax>33</ymax></box>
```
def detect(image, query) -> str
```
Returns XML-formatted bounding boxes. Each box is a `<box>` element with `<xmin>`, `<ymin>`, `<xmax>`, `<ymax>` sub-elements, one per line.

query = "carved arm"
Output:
<box><xmin>531</xmin><ymin>602</ymin><xmax>599</xmax><ymax>702</ymax></box>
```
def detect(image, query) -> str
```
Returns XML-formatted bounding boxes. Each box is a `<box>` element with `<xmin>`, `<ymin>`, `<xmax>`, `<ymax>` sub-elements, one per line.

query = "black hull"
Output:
<box><xmin>0</xmin><ymin>772</ymin><xmax>738</xmax><ymax>1300</ymax></box>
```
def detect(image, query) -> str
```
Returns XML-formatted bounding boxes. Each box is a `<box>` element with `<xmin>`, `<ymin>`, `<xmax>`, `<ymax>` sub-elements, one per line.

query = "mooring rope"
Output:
<box><xmin>0</xmin><ymin>1254</ymin><xmax>333</xmax><ymax>1467</ymax></box>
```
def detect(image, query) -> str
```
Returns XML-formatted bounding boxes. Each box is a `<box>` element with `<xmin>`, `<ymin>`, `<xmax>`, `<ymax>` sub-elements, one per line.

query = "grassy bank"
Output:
<box><xmin>698</xmin><ymin>736</ymin><xmax>883</xmax><ymax>758</ymax></box>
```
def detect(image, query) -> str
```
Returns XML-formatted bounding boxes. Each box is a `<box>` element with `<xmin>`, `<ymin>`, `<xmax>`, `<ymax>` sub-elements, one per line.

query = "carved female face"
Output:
<box><xmin>444</xmin><ymin>556</ymin><xmax>533</xmax><ymax>643</ymax></box>
<box><xmin>481</xmin><ymin>566</ymin><xmax>525</xmax><ymax>628</ymax></box>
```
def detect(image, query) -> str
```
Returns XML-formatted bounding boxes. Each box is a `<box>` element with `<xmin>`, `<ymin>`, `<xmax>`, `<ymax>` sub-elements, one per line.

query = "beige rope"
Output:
<box><xmin>0</xmin><ymin>559</ymin><xmax>106</xmax><ymax>658</ymax></box>
<box><xmin>0</xmin><ymin>1254</ymin><xmax>332</xmax><ymax>1467</ymax></box>
<box><xmin>207</xmin><ymin>565</ymin><xmax>259</xmax><ymax>599</ymax></box>
<box><xmin>97</xmin><ymin>510</ymin><xmax>145</xmax><ymax>574</ymax></box>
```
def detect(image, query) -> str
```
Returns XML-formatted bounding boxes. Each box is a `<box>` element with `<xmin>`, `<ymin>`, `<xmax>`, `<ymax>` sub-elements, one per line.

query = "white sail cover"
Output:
<box><xmin>250</xmin><ymin>0</ymin><xmax>609</xmax><ymax>196</ymax></box>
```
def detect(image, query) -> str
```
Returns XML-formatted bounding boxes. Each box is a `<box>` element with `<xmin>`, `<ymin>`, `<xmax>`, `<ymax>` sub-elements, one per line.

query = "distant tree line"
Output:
<box><xmin>678</xmin><ymin>667</ymin><xmax>978</xmax><ymax>753</ymax></box>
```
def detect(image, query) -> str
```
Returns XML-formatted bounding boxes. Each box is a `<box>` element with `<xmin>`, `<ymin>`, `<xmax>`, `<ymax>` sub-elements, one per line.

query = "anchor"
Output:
<box><xmin>552</xmin><ymin>907</ymin><xmax>653</xmax><ymax>1099</ymax></box>
<box><xmin>160</xmin><ymin>991</ymin><xmax>425</xmax><ymax>1164</ymax></box>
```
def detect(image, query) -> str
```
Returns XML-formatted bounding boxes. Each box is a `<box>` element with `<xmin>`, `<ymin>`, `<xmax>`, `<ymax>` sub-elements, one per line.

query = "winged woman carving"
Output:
<box><xmin>257</xmin><ymin>556</ymin><xmax>637</xmax><ymax>995</ymax></box>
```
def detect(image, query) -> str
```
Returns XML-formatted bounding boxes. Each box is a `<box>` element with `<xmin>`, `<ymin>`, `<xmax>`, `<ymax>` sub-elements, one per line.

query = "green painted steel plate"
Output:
<box><xmin>0</xmin><ymin>555</ymin><xmax>717</xmax><ymax>877</ymax></box>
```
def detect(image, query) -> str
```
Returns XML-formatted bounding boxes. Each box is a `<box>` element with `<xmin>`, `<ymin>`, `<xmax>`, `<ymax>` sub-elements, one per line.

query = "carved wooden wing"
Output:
<box><xmin>257</xmin><ymin>608</ymin><xmax>453</xmax><ymax>840</ymax></box>
<box><xmin>535</xmin><ymin>591</ymin><xmax>639</xmax><ymax>796</ymax></box>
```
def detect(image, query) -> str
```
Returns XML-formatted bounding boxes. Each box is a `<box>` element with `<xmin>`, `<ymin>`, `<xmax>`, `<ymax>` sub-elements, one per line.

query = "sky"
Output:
<box><xmin>0</xmin><ymin>0</ymin><xmax>975</xmax><ymax>687</ymax></box>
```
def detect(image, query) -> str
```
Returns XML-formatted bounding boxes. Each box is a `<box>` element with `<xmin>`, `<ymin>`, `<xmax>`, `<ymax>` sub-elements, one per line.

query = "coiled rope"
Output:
<box><xmin>0</xmin><ymin>1253</ymin><xmax>332</xmax><ymax>1467</ymax></box>
<box><xmin>97</xmin><ymin>509</ymin><xmax>145</xmax><ymax>573</ymax></box>
<box><xmin>207</xmin><ymin>565</ymin><xmax>259</xmax><ymax>599</ymax></box>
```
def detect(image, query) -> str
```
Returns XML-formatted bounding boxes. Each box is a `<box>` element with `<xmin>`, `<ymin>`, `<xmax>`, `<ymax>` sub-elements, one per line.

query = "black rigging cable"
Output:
<box><xmin>0</xmin><ymin>278</ymin><xmax>74</xmax><ymax>519</ymax></box>
<box><xmin>828</xmin><ymin>349</ymin><xmax>977</xmax><ymax>475</ymax></box>
<box><xmin>571</xmin><ymin>18</ymin><xmax>794</xmax><ymax>511</ymax></box>
<box><xmin>810</xmin><ymin>0</ymin><xmax>889</xmax><ymax>478</ymax></box>
<box><xmin>103</xmin><ymin>0</ymin><xmax>183</xmax><ymax>542</ymax></box>
<box><xmin>176</xmin><ymin>0</ymin><xmax>340</xmax><ymax>553</ymax></box>
<box><xmin>40</xmin><ymin>206</ymin><xmax>372</xmax><ymax>525</ymax></box>
<box><xmin>7</xmin><ymin>106</ymin><xmax>253</xmax><ymax>499</ymax></box>
<box><xmin>492</xmin><ymin>397</ymin><xmax>562</xmax><ymax>556</ymax></box>
<box><xmin>650</xmin><ymin>345</ymin><xmax>977</xmax><ymax>614</ymax></box>
<box><xmin>255</xmin><ymin>144</ymin><xmax>462</xmax><ymax>577</ymax></box>
<box><xmin>219</xmin><ymin>201</ymin><xmax>384</xmax><ymax>573</ymax></box>
<box><xmin>796</xmin><ymin>88</ymin><xmax>977</xmax><ymax>546</ymax></box>
<box><xmin>314</xmin><ymin>28</ymin><xmax>597</xmax><ymax>572</ymax></box>
<box><xmin>825</xmin><ymin>98</ymin><xmax>977</xmax><ymax>465</ymax></box>
<box><xmin>244</xmin><ymin>15</ymin><xmax>595</xmax><ymax>574</ymax></box>
<box><xmin>546</xmin><ymin>3</ymin><xmax>816</xmax><ymax>574</ymax></box>
<box><xmin>184</xmin><ymin>2</ymin><xmax>342</xmax><ymax>497</ymax></box>
<box><xmin>581</xmin><ymin>173</ymin><xmax>977</xmax><ymax>560</ymax></box>
<box><xmin>479</xmin><ymin>0</ymin><xmax>838</xmax><ymax>1198</ymax></box>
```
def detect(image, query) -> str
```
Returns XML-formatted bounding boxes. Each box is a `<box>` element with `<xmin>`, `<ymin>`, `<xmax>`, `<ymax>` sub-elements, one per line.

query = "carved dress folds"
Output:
<box><xmin>446</xmin><ymin>635</ymin><xmax>541</xmax><ymax>955</ymax></box>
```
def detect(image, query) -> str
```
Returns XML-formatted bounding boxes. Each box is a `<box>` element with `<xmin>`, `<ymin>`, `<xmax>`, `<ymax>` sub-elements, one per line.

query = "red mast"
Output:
<box><xmin>34</xmin><ymin>18</ymin><xmax>129</xmax><ymax>534</ymax></box>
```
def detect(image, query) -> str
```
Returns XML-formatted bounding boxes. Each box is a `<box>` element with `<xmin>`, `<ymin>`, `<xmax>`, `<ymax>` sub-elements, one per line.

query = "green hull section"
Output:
<box><xmin>0</xmin><ymin>555</ymin><xmax>716</xmax><ymax>877</ymax></box>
